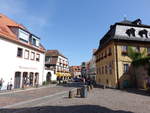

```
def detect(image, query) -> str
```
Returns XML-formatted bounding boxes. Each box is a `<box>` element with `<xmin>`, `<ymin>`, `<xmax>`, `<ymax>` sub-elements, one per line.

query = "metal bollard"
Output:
<box><xmin>77</xmin><ymin>88</ymin><xmax>81</xmax><ymax>95</ymax></box>
<box><xmin>87</xmin><ymin>85</ymin><xmax>91</xmax><ymax>92</ymax></box>
<box><xmin>68</xmin><ymin>90</ymin><xmax>74</xmax><ymax>98</ymax></box>
<box><xmin>80</xmin><ymin>85</ymin><xmax>88</xmax><ymax>98</ymax></box>
<box><xmin>35</xmin><ymin>84</ymin><xmax>39</xmax><ymax>88</ymax></box>
<box><xmin>90</xmin><ymin>85</ymin><xmax>93</xmax><ymax>90</ymax></box>
<box><xmin>103</xmin><ymin>85</ymin><xmax>105</xmax><ymax>89</ymax></box>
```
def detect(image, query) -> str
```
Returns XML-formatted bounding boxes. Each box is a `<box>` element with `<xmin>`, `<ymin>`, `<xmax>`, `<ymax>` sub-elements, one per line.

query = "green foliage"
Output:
<box><xmin>127</xmin><ymin>46</ymin><xmax>146</xmax><ymax>61</ymax></box>
<box><xmin>51</xmin><ymin>81</ymin><xmax>57</xmax><ymax>84</ymax></box>
<box><xmin>132</xmin><ymin>56</ymin><xmax>150</xmax><ymax>67</ymax></box>
<box><xmin>42</xmin><ymin>81</ymin><xmax>50</xmax><ymax>85</ymax></box>
<box><xmin>42</xmin><ymin>81</ymin><xmax>57</xmax><ymax>85</ymax></box>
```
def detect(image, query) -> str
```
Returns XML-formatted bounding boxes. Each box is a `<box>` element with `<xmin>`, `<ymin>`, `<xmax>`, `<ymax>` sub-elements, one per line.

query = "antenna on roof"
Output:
<box><xmin>123</xmin><ymin>14</ymin><xmax>127</xmax><ymax>21</ymax></box>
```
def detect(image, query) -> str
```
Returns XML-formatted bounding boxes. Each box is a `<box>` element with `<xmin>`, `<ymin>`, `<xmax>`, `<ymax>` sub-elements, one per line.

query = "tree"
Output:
<box><xmin>127</xmin><ymin>46</ymin><xmax>146</xmax><ymax>61</ymax></box>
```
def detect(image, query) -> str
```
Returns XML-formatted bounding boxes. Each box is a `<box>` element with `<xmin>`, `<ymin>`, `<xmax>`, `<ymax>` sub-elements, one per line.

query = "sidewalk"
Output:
<box><xmin>0</xmin><ymin>84</ymin><xmax>57</xmax><ymax>95</ymax></box>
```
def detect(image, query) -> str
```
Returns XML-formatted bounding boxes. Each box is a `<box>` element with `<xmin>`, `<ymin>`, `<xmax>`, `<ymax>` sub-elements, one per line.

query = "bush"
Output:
<box><xmin>132</xmin><ymin>57</ymin><xmax>150</xmax><ymax>67</ymax></box>
<box><xmin>50</xmin><ymin>81</ymin><xmax>57</xmax><ymax>84</ymax></box>
<box><xmin>42</xmin><ymin>81</ymin><xmax>50</xmax><ymax>85</ymax></box>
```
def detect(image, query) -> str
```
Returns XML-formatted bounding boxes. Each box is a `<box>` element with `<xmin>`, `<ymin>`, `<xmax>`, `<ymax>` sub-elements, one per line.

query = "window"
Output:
<box><xmin>108</xmin><ymin>63</ymin><xmax>112</xmax><ymax>74</ymax></box>
<box><xmin>104</xmin><ymin>50</ymin><xmax>107</xmax><ymax>58</ymax></box>
<box><xmin>138</xmin><ymin>29</ymin><xmax>148</xmax><ymax>38</ymax></box>
<box><xmin>32</xmin><ymin>38</ymin><xmax>36</xmax><ymax>46</ymax></box>
<box><xmin>31</xmin><ymin>52</ymin><xmax>35</xmax><ymax>60</ymax></box>
<box><xmin>102</xmin><ymin>66</ymin><xmax>104</xmax><ymax>74</ymax></box>
<box><xmin>98</xmin><ymin>67</ymin><xmax>101</xmax><ymax>74</ymax></box>
<box><xmin>102</xmin><ymin>53</ymin><xmax>104</xmax><ymax>59</ymax></box>
<box><xmin>128</xmin><ymin>46</ymin><xmax>140</xmax><ymax>53</ymax></box>
<box><xmin>17</xmin><ymin>48</ymin><xmax>23</xmax><ymax>57</ymax></box>
<box><xmin>97</xmin><ymin>68</ymin><xmax>99</xmax><ymax>74</ymax></box>
<box><xmin>105</xmin><ymin>65</ymin><xmax>108</xmax><ymax>74</ymax></box>
<box><xmin>126</xmin><ymin>28</ymin><xmax>135</xmax><ymax>37</ymax></box>
<box><xmin>147</xmin><ymin>48</ymin><xmax>150</xmax><ymax>55</ymax></box>
<box><xmin>36</xmin><ymin>54</ymin><xmax>40</xmax><ymax>61</ymax></box>
<box><xmin>108</xmin><ymin>47</ymin><xmax>112</xmax><ymax>56</ymax></box>
<box><xmin>99</xmin><ymin>67</ymin><xmax>101</xmax><ymax>75</ymax></box>
<box><xmin>122</xmin><ymin>46</ymin><xmax>128</xmax><ymax>52</ymax></box>
<box><xmin>18</xmin><ymin>29</ymin><xmax>29</xmax><ymax>43</ymax></box>
<box><xmin>45</xmin><ymin>56</ymin><xmax>50</xmax><ymax>62</ymax></box>
<box><xmin>122</xmin><ymin>46</ymin><xmax>128</xmax><ymax>56</ymax></box>
<box><xmin>24</xmin><ymin>50</ymin><xmax>29</xmax><ymax>59</ymax></box>
<box><xmin>123</xmin><ymin>64</ymin><xmax>129</xmax><ymax>73</ymax></box>
<box><xmin>135</xmin><ymin>46</ymin><xmax>140</xmax><ymax>53</ymax></box>
<box><xmin>106</xmin><ymin>79</ymin><xmax>109</xmax><ymax>84</ymax></box>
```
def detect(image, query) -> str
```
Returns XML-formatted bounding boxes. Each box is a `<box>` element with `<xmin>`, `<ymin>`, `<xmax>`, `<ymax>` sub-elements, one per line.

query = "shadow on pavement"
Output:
<box><xmin>57</xmin><ymin>82</ymin><xmax>83</xmax><ymax>88</ymax></box>
<box><xmin>1</xmin><ymin>105</ymin><xmax>133</xmax><ymax>113</ymax></box>
<box><xmin>121</xmin><ymin>88</ymin><xmax>150</xmax><ymax>97</ymax></box>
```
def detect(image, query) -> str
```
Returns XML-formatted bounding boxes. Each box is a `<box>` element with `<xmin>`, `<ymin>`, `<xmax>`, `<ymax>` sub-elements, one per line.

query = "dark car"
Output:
<box><xmin>73</xmin><ymin>78</ymin><xmax>81</xmax><ymax>82</ymax></box>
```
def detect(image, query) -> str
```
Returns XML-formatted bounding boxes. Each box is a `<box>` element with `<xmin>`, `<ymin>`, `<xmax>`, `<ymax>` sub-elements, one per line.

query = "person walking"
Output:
<box><xmin>7</xmin><ymin>82</ymin><xmax>10</xmax><ymax>90</ymax></box>
<box><xmin>0</xmin><ymin>78</ymin><xmax>4</xmax><ymax>90</ymax></box>
<box><xmin>9</xmin><ymin>78</ymin><xmax>13</xmax><ymax>90</ymax></box>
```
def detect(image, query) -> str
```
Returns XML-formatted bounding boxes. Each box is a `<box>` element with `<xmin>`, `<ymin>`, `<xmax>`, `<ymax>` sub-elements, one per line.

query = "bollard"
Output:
<box><xmin>35</xmin><ymin>84</ymin><xmax>39</xmax><ymax>88</ymax></box>
<box><xmin>80</xmin><ymin>85</ymin><xmax>88</xmax><ymax>98</ymax></box>
<box><xmin>87</xmin><ymin>85</ymin><xmax>90</xmax><ymax>92</ymax></box>
<box><xmin>103</xmin><ymin>85</ymin><xmax>105</xmax><ymax>89</ymax></box>
<box><xmin>77</xmin><ymin>88</ymin><xmax>81</xmax><ymax>95</ymax></box>
<box><xmin>90</xmin><ymin>85</ymin><xmax>93</xmax><ymax>90</ymax></box>
<box><xmin>68</xmin><ymin>90</ymin><xmax>74</xmax><ymax>98</ymax></box>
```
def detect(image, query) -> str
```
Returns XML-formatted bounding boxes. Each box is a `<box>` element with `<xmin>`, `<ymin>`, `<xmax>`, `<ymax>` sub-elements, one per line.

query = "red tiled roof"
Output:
<box><xmin>70</xmin><ymin>66</ymin><xmax>81</xmax><ymax>72</ymax></box>
<box><xmin>0</xmin><ymin>14</ymin><xmax>45</xmax><ymax>53</ymax></box>
<box><xmin>46</xmin><ymin>50</ymin><xmax>67</xmax><ymax>59</ymax></box>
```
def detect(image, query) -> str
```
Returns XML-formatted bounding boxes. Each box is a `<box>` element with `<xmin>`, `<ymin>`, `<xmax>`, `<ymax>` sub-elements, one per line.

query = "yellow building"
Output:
<box><xmin>94</xmin><ymin>19</ymin><xmax>150</xmax><ymax>88</ymax></box>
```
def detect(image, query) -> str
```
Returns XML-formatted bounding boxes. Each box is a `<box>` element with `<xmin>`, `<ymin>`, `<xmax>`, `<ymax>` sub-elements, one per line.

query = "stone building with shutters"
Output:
<box><xmin>0</xmin><ymin>14</ymin><xmax>45</xmax><ymax>90</ymax></box>
<box><xmin>94</xmin><ymin>19</ymin><xmax>150</xmax><ymax>88</ymax></box>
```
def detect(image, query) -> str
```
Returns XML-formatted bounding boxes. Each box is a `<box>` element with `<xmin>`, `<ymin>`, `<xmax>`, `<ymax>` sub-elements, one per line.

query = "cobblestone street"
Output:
<box><xmin>1</xmin><ymin>86</ymin><xmax>150</xmax><ymax>113</ymax></box>
<box><xmin>0</xmin><ymin>83</ymin><xmax>78</xmax><ymax>108</ymax></box>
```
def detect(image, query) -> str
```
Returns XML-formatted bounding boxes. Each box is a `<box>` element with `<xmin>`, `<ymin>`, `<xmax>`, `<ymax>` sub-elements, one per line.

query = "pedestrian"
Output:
<box><xmin>83</xmin><ymin>78</ymin><xmax>85</xmax><ymax>84</ymax></box>
<box><xmin>7</xmin><ymin>82</ymin><xmax>10</xmax><ymax>90</ymax></box>
<box><xmin>9</xmin><ymin>78</ymin><xmax>13</xmax><ymax>90</ymax></box>
<box><xmin>0</xmin><ymin>78</ymin><xmax>4</xmax><ymax>90</ymax></box>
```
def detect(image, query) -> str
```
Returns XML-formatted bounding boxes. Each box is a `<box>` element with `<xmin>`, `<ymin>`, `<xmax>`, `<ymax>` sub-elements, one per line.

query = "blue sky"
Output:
<box><xmin>1</xmin><ymin>0</ymin><xmax>150</xmax><ymax>65</ymax></box>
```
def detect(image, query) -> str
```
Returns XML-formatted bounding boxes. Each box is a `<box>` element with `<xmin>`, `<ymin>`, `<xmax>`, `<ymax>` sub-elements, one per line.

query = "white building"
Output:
<box><xmin>0</xmin><ymin>14</ymin><xmax>45</xmax><ymax>90</ymax></box>
<box><xmin>45</xmin><ymin>50</ymin><xmax>71</xmax><ymax>81</ymax></box>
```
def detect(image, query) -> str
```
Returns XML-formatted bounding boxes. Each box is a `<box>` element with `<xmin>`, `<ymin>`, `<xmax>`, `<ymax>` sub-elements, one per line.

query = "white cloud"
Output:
<box><xmin>0</xmin><ymin>0</ymin><xmax>52</xmax><ymax>32</ymax></box>
<box><xmin>0</xmin><ymin>0</ymin><xmax>26</xmax><ymax>16</ymax></box>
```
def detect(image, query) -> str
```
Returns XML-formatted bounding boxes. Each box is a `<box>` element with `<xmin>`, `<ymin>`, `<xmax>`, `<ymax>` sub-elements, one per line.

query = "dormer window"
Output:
<box><xmin>18</xmin><ymin>29</ymin><xmax>29</xmax><ymax>43</ymax></box>
<box><xmin>32</xmin><ymin>38</ymin><xmax>36</xmax><ymax>46</ymax></box>
<box><xmin>126</xmin><ymin>28</ymin><xmax>135</xmax><ymax>37</ymax></box>
<box><xmin>31</xmin><ymin>35</ymin><xmax>40</xmax><ymax>47</ymax></box>
<box><xmin>138</xmin><ymin>29</ymin><xmax>148</xmax><ymax>38</ymax></box>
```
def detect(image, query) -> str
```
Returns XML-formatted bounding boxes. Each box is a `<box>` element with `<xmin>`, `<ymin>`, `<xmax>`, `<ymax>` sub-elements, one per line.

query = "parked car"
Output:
<box><xmin>73</xmin><ymin>78</ymin><xmax>82</xmax><ymax>82</ymax></box>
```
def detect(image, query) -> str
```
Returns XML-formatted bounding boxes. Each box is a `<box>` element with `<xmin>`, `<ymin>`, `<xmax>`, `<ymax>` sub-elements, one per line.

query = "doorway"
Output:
<box><xmin>14</xmin><ymin>72</ymin><xmax>21</xmax><ymax>88</ymax></box>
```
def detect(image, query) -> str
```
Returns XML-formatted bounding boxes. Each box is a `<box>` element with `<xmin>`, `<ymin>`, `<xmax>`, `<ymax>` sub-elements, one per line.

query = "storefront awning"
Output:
<box><xmin>56</xmin><ymin>72</ymin><xmax>63</xmax><ymax>77</ymax></box>
<box><xmin>56</xmin><ymin>72</ymin><xmax>72</xmax><ymax>77</ymax></box>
